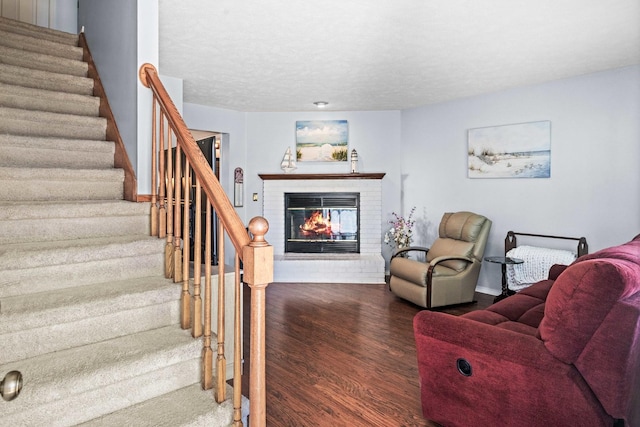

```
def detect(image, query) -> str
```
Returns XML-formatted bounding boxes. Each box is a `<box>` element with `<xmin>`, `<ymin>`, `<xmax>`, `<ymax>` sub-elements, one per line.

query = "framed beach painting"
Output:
<box><xmin>468</xmin><ymin>121</ymin><xmax>551</xmax><ymax>178</ymax></box>
<box><xmin>295</xmin><ymin>120</ymin><xmax>348</xmax><ymax>162</ymax></box>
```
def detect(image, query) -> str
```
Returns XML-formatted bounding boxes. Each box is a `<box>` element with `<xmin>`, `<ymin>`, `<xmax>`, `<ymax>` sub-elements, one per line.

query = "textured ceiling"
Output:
<box><xmin>158</xmin><ymin>0</ymin><xmax>640</xmax><ymax>112</ymax></box>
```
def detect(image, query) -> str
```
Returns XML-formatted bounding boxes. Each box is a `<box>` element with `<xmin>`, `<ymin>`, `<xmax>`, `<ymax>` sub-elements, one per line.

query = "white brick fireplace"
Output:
<box><xmin>260</xmin><ymin>173</ymin><xmax>385</xmax><ymax>284</ymax></box>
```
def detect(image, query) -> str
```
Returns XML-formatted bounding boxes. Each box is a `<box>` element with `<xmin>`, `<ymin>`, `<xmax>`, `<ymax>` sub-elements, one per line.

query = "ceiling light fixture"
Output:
<box><xmin>313</xmin><ymin>101</ymin><xmax>328</xmax><ymax>108</ymax></box>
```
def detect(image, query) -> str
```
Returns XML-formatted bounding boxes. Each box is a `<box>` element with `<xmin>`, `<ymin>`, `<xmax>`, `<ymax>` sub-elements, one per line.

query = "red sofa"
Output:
<box><xmin>413</xmin><ymin>235</ymin><xmax>640</xmax><ymax>427</ymax></box>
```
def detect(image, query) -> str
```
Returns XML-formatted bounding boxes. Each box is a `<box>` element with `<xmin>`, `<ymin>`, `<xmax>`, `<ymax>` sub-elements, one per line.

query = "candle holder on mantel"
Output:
<box><xmin>350</xmin><ymin>149</ymin><xmax>359</xmax><ymax>173</ymax></box>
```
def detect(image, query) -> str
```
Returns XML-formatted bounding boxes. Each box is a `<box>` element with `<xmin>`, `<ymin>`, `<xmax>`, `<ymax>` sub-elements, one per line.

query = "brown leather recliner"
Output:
<box><xmin>389</xmin><ymin>211</ymin><xmax>491</xmax><ymax>308</ymax></box>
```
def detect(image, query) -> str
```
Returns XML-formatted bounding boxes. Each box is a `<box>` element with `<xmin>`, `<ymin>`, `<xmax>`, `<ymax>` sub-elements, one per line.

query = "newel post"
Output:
<box><xmin>242</xmin><ymin>217</ymin><xmax>273</xmax><ymax>427</ymax></box>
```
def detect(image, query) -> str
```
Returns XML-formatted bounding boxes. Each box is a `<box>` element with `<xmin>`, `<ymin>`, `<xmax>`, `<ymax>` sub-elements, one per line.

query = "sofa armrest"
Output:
<box><xmin>413</xmin><ymin>310</ymin><xmax>609</xmax><ymax>426</ymax></box>
<box><xmin>548</xmin><ymin>263</ymin><xmax>569</xmax><ymax>280</ymax></box>
<box><xmin>414</xmin><ymin>310</ymin><xmax>553</xmax><ymax>366</ymax></box>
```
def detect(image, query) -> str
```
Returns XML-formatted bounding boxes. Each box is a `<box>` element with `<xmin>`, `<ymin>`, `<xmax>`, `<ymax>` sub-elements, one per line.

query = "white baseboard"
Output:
<box><xmin>475</xmin><ymin>285</ymin><xmax>500</xmax><ymax>296</ymax></box>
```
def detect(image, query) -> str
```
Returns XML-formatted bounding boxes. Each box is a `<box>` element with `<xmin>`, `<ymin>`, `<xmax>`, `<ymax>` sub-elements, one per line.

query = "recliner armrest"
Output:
<box><xmin>391</xmin><ymin>246</ymin><xmax>430</xmax><ymax>260</ymax></box>
<box><xmin>427</xmin><ymin>255</ymin><xmax>475</xmax><ymax>280</ymax></box>
<box><xmin>428</xmin><ymin>255</ymin><xmax>474</xmax><ymax>267</ymax></box>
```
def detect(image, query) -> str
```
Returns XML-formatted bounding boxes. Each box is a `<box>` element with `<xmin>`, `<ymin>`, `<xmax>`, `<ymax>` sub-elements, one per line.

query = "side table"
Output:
<box><xmin>484</xmin><ymin>256</ymin><xmax>524</xmax><ymax>303</ymax></box>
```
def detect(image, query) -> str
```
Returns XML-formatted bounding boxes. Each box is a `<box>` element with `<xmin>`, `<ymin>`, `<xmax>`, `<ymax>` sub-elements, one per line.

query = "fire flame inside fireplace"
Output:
<box><xmin>299</xmin><ymin>210</ymin><xmax>331</xmax><ymax>236</ymax></box>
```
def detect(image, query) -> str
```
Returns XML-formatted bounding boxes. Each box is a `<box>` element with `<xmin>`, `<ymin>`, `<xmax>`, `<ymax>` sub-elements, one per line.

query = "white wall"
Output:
<box><xmin>183</xmin><ymin>103</ymin><xmax>247</xmax><ymax>210</ymax></box>
<box><xmin>244</xmin><ymin>111</ymin><xmax>402</xmax><ymax>254</ymax></box>
<box><xmin>78</xmin><ymin>0</ymin><xmax>159</xmax><ymax>196</ymax></box>
<box><xmin>78</xmin><ymin>0</ymin><xmax>138</xmax><ymax>177</ymax></box>
<box><xmin>401</xmin><ymin>65</ymin><xmax>640</xmax><ymax>294</ymax></box>
<box><xmin>53</xmin><ymin>0</ymin><xmax>76</xmax><ymax>32</ymax></box>
<box><xmin>1</xmin><ymin>0</ymin><xmax>76</xmax><ymax>32</ymax></box>
<box><xmin>135</xmin><ymin>0</ymin><xmax>158</xmax><ymax>195</ymax></box>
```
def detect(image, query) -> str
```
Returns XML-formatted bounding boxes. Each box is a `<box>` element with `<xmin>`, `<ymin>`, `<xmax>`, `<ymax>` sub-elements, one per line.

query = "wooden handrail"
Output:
<box><xmin>139</xmin><ymin>63</ymin><xmax>250</xmax><ymax>256</ymax></box>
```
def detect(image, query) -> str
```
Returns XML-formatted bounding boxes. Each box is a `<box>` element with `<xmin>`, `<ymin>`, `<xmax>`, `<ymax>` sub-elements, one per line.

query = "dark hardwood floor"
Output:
<box><xmin>240</xmin><ymin>282</ymin><xmax>493</xmax><ymax>426</ymax></box>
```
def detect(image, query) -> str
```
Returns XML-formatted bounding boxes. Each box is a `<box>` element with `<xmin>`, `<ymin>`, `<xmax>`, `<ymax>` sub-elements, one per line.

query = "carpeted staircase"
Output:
<box><xmin>0</xmin><ymin>17</ymin><xmax>239</xmax><ymax>426</ymax></box>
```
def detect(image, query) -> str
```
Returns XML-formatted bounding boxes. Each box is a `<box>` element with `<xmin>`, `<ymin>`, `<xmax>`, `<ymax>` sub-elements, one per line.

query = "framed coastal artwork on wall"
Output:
<box><xmin>468</xmin><ymin>120</ymin><xmax>551</xmax><ymax>178</ymax></box>
<box><xmin>295</xmin><ymin>120</ymin><xmax>349</xmax><ymax>162</ymax></box>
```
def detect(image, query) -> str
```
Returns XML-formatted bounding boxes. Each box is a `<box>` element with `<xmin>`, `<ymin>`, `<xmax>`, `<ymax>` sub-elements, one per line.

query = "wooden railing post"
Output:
<box><xmin>232</xmin><ymin>253</ymin><xmax>243</xmax><ymax>426</ymax></box>
<box><xmin>180</xmin><ymin>159</ymin><xmax>191</xmax><ymax>330</ymax></box>
<box><xmin>150</xmin><ymin>98</ymin><xmax>158</xmax><ymax>237</ymax></box>
<box><xmin>165</xmin><ymin>128</ymin><xmax>174</xmax><ymax>278</ymax></box>
<box><xmin>215</xmin><ymin>220</ymin><xmax>226</xmax><ymax>403</ymax></box>
<box><xmin>202</xmin><ymin>201</ymin><xmax>214</xmax><ymax>390</ymax></box>
<box><xmin>242</xmin><ymin>217</ymin><xmax>273</xmax><ymax>427</ymax></box>
<box><xmin>172</xmin><ymin>144</ymin><xmax>183</xmax><ymax>283</ymax></box>
<box><xmin>192</xmin><ymin>179</ymin><xmax>203</xmax><ymax>339</ymax></box>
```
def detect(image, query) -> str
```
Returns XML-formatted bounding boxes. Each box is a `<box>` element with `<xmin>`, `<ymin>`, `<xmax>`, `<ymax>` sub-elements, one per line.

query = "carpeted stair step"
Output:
<box><xmin>0</xmin><ymin>200</ymin><xmax>150</xmax><ymax>244</ymax></box>
<box><xmin>0</xmin><ymin>166</ymin><xmax>122</xmax><ymax>201</ymax></box>
<box><xmin>0</xmin><ymin>107</ymin><xmax>106</xmax><ymax>140</ymax></box>
<box><xmin>0</xmin><ymin>16</ymin><xmax>78</xmax><ymax>46</ymax></box>
<box><xmin>0</xmin><ymin>44</ymin><xmax>87</xmax><ymax>77</ymax></box>
<box><xmin>0</xmin><ymin>63</ymin><xmax>94</xmax><ymax>95</ymax></box>
<box><xmin>0</xmin><ymin>82</ymin><xmax>100</xmax><ymax>116</ymax></box>
<box><xmin>80</xmin><ymin>384</ymin><xmax>248</xmax><ymax>427</ymax></box>
<box><xmin>0</xmin><ymin>235</ymin><xmax>165</xmax><ymax>298</ymax></box>
<box><xmin>0</xmin><ymin>276</ymin><xmax>181</xmax><ymax>364</ymax></box>
<box><xmin>0</xmin><ymin>134</ymin><xmax>114</xmax><ymax>169</ymax></box>
<box><xmin>0</xmin><ymin>27</ymin><xmax>83</xmax><ymax>61</ymax></box>
<box><xmin>0</xmin><ymin>326</ymin><xmax>203</xmax><ymax>427</ymax></box>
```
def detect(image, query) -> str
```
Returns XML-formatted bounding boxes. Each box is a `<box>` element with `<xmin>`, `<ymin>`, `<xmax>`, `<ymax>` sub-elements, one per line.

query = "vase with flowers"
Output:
<box><xmin>384</xmin><ymin>207</ymin><xmax>416</xmax><ymax>255</ymax></box>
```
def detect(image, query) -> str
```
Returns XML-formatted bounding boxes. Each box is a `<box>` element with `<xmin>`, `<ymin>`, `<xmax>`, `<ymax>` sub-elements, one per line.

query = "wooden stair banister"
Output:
<box><xmin>139</xmin><ymin>63</ymin><xmax>250</xmax><ymax>254</ymax></box>
<box><xmin>139</xmin><ymin>63</ymin><xmax>272</xmax><ymax>427</ymax></box>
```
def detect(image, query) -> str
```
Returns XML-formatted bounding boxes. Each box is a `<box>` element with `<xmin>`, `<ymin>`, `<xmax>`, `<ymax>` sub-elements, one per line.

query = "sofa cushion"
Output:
<box><xmin>463</xmin><ymin>279</ymin><xmax>553</xmax><ymax>336</ymax></box>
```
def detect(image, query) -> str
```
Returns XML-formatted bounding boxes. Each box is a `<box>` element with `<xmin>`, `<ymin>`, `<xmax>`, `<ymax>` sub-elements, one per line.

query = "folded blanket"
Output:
<box><xmin>506</xmin><ymin>245</ymin><xmax>576</xmax><ymax>291</ymax></box>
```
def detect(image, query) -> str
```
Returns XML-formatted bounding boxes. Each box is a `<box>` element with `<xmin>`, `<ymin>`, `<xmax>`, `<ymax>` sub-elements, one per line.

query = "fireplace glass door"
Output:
<box><xmin>285</xmin><ymin>192</ymin><xmax>360</xmax><ymax>253</ymax></box>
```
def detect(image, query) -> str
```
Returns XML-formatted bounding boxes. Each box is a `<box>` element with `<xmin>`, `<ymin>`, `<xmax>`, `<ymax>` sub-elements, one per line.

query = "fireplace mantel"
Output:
<box><xmin>259</xmin><ymin>173</ymin><xmax>385</xmax><ymax>180</ymax></box>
